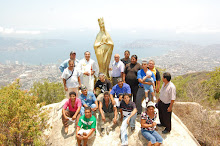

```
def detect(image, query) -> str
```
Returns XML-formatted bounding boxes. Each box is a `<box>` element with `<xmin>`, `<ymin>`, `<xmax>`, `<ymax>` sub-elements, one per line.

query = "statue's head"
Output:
<box><xmin>98</xmin><ymin>17</ymin><xmax>105</xmax><ymax>32</ymax></box>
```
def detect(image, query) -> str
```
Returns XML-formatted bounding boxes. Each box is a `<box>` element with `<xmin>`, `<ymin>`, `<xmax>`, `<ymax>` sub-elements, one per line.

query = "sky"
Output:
<box><xmin>0</xmin><ymin>0</ymin><xmax>220</xmax><ymax>41</ymax></box>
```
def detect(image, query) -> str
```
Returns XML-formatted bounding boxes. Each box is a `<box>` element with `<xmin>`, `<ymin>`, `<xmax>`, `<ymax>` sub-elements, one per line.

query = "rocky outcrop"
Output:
<box><xmin>43</xmin><ymin>99</ymin><xmax>200</xmax><ymax>146</ymax></box>
<box><xmin>173</xmin><ymin>102</ymin><xmax>220</xmax><ymax>145</ymax></box>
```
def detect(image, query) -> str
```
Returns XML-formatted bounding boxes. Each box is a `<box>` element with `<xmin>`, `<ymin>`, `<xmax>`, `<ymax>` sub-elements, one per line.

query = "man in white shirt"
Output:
<box><xmin>157</xmin><ymin>72</ymin><xmax>176</xmax><ymax>134</ymax></box>
<box><xmin>78</xmin><ymin>51</ymin><xmax>99</xmax><ymax>92</ymax></box>
<box><xmin>59</xmin><ymin>51</ymin><xmax>79</xmax><ymax>73</ymax></box>
<box><xmin>110</xmin><ymin>54</ymin><xmax>125</xmax><ymax>86</ymax></box>
<box><xmin>61</xmin><ymin>60</ymin><xmax>81</xmax><ymax>98</ymax></box>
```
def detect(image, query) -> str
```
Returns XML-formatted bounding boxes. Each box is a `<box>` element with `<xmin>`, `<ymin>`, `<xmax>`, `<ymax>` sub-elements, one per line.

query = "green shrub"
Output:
<box><xmin>30</xmin><ymin>79</ymin><xmax>65</xmax><ymax>105</ymax></box>
<box><xmin>172</xmin><ymin>76</ymin><xmax>190</xmax><ymax>101</ymax></box>
<box><xmin>0</xmin><ymin>79</ymin><xmax>48</xmax><ymax>145</ymax></box>
<box><xmin>205</xmin><ymin>67</ymin><xmax>220</xmax><ymax>100</ymax></box>
<box><xmin>172</xmin><ymin>67</ymin><xmax>220</xmax><ymax>109</ymax></box>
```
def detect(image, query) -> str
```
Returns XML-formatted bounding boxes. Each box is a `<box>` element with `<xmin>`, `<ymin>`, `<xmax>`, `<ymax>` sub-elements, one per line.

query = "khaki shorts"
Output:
<box><xmin>77</xmin><ymin>129</ymin><xmax>95</xmax><ymax>139</ymax></box>
<box><xmin>97</xmin><ymin>93</ymin><xmax>104</xmax><ymax>101</ymax></box>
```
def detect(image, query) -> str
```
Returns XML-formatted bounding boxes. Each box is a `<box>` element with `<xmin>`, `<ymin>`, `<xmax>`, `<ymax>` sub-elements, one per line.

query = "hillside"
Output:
<box><xmin>172</xmin><ymin>68</ymin><xmax>220</xmax><ymax>110</ymax></box>
<box><xmin>171</xmin><ymin>68</ymin><xmax>220</xmax><ymax>145</ymax></box>
<box><xmin>173</xmin><ymin>102</ymin><xmax>220</xmax><ymax>146</ymax></box>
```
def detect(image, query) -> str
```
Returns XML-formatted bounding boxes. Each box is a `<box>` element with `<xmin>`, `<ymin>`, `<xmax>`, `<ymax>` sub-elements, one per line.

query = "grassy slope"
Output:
<box><xmin>172</xmin><ymin>71</ymin><xmax>220</xmax><ymax>110</ymax></box>
<box><xmin>171</xmin><ymin>70</ymin><xmax>220</xmax><ymax>145</ymax></box>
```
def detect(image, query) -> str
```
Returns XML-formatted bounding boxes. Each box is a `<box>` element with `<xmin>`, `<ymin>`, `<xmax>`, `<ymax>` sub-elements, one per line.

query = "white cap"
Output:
<box><xmin>147</xmin><ymin>101</ymin><xmax>155</xmax><ymax>108</ymax></box>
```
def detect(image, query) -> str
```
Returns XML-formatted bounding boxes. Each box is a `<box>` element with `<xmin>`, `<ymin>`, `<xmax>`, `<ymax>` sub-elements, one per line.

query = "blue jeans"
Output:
<box><xmin>120</xmin><ymin>113</ymin><xmax>137</xmax><ymax>145</ymax></box>
<box><xmin>141</xmin><ymin>129</ymin><xmax>163</xmax><ymax>144</ymax></box>
<box><xmin>80</xmin><ymin>104</ymin><xmax>97</xmax><ymax>115</ymax></box>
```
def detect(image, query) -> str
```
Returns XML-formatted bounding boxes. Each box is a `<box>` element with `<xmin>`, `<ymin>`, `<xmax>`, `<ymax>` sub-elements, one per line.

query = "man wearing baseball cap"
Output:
<box><xmin>110</xmin><ymin>78</ymin><xmax>131</xmax><ymax>107</ymax></box>
<box><xmin>79</xmin><ymin>85</ymin><xmax>98</xmax><ymax>115</ymax></box>
<box><xmin>59</xmin><ymin>51</ymin><xmax>79</xmax><ymax>73</ymax></box>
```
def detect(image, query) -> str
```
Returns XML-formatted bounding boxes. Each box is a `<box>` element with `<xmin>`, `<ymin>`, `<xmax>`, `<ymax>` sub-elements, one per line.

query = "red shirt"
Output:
<box><xmin>63</xmin><ymin>98</ymin><xmax>82</xmax><ymax>112</ymax></box>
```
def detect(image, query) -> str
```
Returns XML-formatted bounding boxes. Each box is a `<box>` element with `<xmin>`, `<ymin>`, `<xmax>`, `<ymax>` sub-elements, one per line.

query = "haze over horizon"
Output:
<box><xmin>0</xmin><ymin>0</ymin><xmax>220</xmax><ymax>44</ymax></box>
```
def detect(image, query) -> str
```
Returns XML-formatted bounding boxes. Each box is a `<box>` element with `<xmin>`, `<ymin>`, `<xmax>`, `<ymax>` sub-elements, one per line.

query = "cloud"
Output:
<box><xmin>0</xmin><ymin>26</ymin><xmax>4</xmax><ymax>32</ymax></box>
<box><xmin>131</xmin><ymin>30</ymin><xmax>137</xmax><ymax>33</ymax></box>
<box><xmin>4</xmin><ymin>28</ymin><xmax>14</xmax><ymax>34</ymax></box>
<box><xmin>176</xmin><ymin>26</ymin><xmax>220</xmax><ymax>34</ymax></box>
<box><xmin>15</xmin><ymin>30</ymin><xmax>41</xmax><ymax>34</ymax></box>
<box><xmin>0</xmin><ymin>26</ymin><xmax>41</xmax><ymax>35</ymax></box>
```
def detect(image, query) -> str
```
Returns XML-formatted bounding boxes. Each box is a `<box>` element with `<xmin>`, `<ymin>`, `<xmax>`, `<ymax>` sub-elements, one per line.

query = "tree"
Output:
<box><xmin>30</xmin><ymin>79</ymin><xmax>65</xmax><ymax>105</ymax></box>
<box><xmin>0</xmin><ymin>79</ymin><xmax>48</xmax><ymax>145</ymax></box>
<box><xmin>202</xmin><ymin>67</ymin><xmax>220</xmax><ymax>105</ymax></box>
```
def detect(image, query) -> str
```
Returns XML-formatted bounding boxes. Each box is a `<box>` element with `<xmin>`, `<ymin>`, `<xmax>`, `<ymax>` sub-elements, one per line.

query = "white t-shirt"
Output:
<box><xmin>61</xmin><ymin>68</ymin><xmax>80</xmax><ymax>88</ymax></box>
<box><xmin>111</xmin><ymin>60</ymin><xmax>125</xmax><ymax>77</ymax></box>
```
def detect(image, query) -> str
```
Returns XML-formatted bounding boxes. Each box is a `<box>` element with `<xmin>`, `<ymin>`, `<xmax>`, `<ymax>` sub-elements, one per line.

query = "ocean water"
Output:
<box><xmin>0</xmin><ymin>40</ymin><xmax>176</xmax><ymax>65</ymax></box>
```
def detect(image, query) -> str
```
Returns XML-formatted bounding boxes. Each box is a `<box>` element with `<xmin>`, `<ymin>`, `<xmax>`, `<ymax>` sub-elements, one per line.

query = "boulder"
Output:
<box><xmin>43</xmin><ymin>99</ymin><xmax>200</xmax><ymax>146</ymax></box>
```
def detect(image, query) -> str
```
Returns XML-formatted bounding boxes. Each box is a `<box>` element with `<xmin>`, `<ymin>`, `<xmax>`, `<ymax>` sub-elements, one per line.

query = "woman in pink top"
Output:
<box><xmin>62</xmin><ymin>91</ymin><xmax>82</xmax><ymax>134</ymax></box>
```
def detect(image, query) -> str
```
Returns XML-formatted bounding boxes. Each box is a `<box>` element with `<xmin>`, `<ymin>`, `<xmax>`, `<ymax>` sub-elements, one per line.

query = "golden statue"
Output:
<box><xmin>94</xmin><ymin>18</ymin><xmax>114</xmax><ymax>78</ymax></box>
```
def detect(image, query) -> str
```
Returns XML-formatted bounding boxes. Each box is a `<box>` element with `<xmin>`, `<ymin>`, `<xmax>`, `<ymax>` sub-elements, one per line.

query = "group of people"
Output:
<box><xmin>59</xmin><ymin>50</ymin><xmax>176</xmax><ymax>146</ymax></box>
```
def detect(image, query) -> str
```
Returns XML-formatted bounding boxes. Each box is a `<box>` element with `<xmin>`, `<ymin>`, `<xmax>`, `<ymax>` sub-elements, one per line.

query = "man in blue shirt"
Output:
<box><xmin>110</xmin><ymin>78</ymin><xmax>131</xmax><ymax>107</ymax></box>
<box><xmin>79</xmin><ymin>85</ymin><xmax>98</xmax><ymax>115</ymax></box>
<box><xmin>59</xmin><ymin>51</ymin><xmax>79</xmax><ymax>73</ymax></box>
<box><xmin>136</xmin><ymin>60</ymin><xmax>156</xmax><ymax>114</ymax></box>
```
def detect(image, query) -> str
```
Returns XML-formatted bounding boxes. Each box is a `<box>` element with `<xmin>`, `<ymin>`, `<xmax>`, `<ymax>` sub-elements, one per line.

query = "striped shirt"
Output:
<box><xmin>120</xmin><ymin>100</ymin><xmax>136</xmax><ymax>117</ymax></box>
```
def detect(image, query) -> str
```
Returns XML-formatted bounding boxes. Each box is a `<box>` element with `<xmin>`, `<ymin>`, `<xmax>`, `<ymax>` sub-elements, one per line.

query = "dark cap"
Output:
<box><xmin>70</xmin><ymin>51</ymin><xmax>76</xmax><ymax>55</ymax></box>
<box><xmin>80</xmin><ymin>84</ymin><xmax>87</xmax><ymax>90</ymax></box>
<box><xmin>117</xmin><ymin>78</ymin><xmax>123</xmax><ymax>82</ymax></box>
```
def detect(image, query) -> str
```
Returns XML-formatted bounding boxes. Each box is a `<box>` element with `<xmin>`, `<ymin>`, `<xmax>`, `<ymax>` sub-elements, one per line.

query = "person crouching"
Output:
<box><xmin>62</xmin><ymin>91</ymin><xmax>82</xmax><ymax>134</ymax></box>
<box><xmin>76</xmin><ymin>107</ymin><xmax>96</xmax><ymax>146</ymax></box>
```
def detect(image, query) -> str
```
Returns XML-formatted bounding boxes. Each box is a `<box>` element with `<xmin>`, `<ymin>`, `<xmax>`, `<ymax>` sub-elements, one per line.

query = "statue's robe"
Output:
<box><xmin>94</xmin><ymin>31</ymin><xmax>114</xmax><ymax>78</ymax></box>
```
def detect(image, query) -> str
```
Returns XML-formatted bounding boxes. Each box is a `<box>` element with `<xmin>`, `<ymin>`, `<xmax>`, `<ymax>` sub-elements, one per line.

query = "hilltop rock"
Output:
<box><xmin>173</xmin><ymin>102</ymin><xmax>220</xmax><ymax>145</ymax></box>
<box><xmin>43</xmin><ymin>99</ymin><xmax>199</xmax><ymax>146</ymax></box>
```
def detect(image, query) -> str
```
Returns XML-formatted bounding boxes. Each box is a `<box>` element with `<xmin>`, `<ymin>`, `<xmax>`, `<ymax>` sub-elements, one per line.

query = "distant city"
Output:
<box><xmin>0</xmin><ymin>38</ymin><xmax>219</xmax><ymax>90</ymax></box>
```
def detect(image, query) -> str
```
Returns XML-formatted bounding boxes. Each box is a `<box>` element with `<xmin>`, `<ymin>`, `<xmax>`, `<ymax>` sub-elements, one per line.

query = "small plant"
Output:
<box><xmin>0</xmin><ymin>79</ymin><xmax>48</xmax><ymax>145</ymax></box>
<box><xmin>30</xmin><ymin>79</ymin><xmax>65</xmax><ymax>105</ymax></box>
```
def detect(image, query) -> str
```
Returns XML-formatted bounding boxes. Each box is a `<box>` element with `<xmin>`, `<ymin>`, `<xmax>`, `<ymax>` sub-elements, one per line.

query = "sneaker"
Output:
<box><xmin>100</xmin><ymin>128</ymin><xmax>105</xmax><ymax>136</ymax></box>
<box><xmin>146</xmin><ymin>97</ymin><xmax>149</xmax><ymax>102</ymax></box>
<box><xmin>64</xmin><ymin>127</ymin><xmax>68</xmax><ymax>134</ymax></box>
<box><xmin>157</xmin><ymin>124</ymin><xmax>164</xmax><ymax>127</ymax></box>
<box><xmin>131</xmin><ymin>127</ymin><xmax>135</xmax><ymax>132</ymax></box>
<box><xmin>121</xmin><ymin>141</ymin><xmax>128</xmax><ymax>146</ymax></box>
<box><xmin>153</xmin><ymin>96</ymin><xmax>157</xmax><ymax>101</ymax></box>
<box><xmin>162</xmin><ymin>129</ymin><xmax>170</xmax><ymax>134</ymax></box>
<box><xmin>106</xmin><ymin>127</ymin><xmax>112</xmax><ymax>135</ymax></box>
